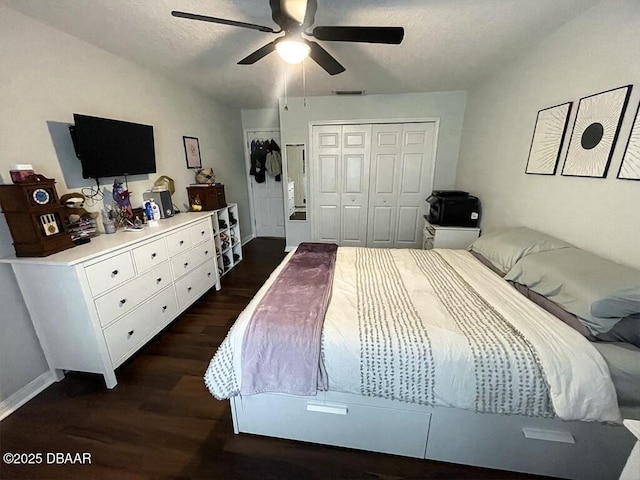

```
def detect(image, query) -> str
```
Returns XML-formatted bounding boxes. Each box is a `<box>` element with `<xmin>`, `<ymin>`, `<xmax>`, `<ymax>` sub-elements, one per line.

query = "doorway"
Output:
<box><xmin>245</xmin><ymin>130</ymin><xmax>285</xmax><ymax>238</ymax></box>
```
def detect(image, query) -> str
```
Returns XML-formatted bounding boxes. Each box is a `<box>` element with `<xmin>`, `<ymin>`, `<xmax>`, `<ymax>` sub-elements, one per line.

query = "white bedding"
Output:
<box><xmin>205</xmin><ymin>247</ymin><xmax>621</xmax><ymax>423</ymax></box>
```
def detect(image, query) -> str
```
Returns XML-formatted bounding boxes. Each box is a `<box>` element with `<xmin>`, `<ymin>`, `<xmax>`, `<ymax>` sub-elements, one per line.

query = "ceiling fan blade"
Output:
<box><xmin>311</xmin><ymin>26</ymin><xmax>404</xmax><ymax>44</ymax></box>
<box><xmin>306</xmin><ymin>41</ymin><xmax>345</xmax><ymax>76</ymax></box>
<box><xmin>238</xmin><ymin>41</ymin><xmax>277</xmax><ymax>65</ymax></box>
<box><xmin>171</xmin><ymin>11</ymin><xmax>277</xmax><ymax>34</ymax></box>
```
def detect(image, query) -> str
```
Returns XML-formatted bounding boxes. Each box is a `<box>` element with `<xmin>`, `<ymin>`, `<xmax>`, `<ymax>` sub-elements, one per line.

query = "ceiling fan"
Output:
<box><xmin>171</xmin><ymin>0</ymin><xmax>404</xmax><ymax>75</ymax></box>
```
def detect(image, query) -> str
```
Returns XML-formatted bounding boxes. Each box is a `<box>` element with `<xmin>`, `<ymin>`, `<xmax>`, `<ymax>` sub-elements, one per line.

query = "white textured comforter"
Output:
<box><xmin>204</xmin><ymin>248</ymin><xmax>621</xmax><ymax>423</ymax></box>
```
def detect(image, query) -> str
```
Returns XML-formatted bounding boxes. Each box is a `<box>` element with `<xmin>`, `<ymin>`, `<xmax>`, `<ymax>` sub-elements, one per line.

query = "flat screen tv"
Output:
<box><xmin>70</xmin><ymin>114</ymin><xmax>156</xmax><ymax>179</ymax></box>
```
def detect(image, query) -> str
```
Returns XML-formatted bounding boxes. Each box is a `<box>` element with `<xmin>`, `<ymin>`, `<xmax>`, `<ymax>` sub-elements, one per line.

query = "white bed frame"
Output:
<box><xmin>230</xmin><ymin>390</ymin><xmax>634</xmax><ymax>480</ymax></box>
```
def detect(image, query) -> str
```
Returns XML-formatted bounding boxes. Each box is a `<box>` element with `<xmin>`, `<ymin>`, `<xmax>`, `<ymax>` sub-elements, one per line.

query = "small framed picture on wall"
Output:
<box><xmin>183</xmin><ymin>136</ymin><xmax>202</xmax><ymax>169</ymax></box>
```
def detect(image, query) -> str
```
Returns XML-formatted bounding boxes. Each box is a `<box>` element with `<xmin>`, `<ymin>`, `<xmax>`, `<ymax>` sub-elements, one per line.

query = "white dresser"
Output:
<box><xmin>0</xmin><ymin>212</ymin><xmax>220</xmax><ymax>388</ymax></box>
<box><xmin>423</xmin><ymin>219</ymin><xmax>480</xmax><ymax>250</ymax></box>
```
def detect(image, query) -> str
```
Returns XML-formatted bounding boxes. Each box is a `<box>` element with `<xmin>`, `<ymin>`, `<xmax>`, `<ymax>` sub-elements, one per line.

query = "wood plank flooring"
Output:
<box><xmin>0</xmin><ymin>238</ymin><xmax>550</xmax><ymax>479</ymax></box>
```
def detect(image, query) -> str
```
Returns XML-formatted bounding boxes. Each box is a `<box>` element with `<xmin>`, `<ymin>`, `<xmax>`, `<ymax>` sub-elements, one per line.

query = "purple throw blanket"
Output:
<box><xmin>240</xmin><ymin>242</ymin><xmax>338</xmax><ymax>396</ymax></box>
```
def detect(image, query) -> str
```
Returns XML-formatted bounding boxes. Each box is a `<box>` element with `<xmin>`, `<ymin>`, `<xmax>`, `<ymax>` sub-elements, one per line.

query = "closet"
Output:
<box><xmin>311</xmin><ymin>122</ymin><xmax>436</xmax><ymax>248</ymax></box>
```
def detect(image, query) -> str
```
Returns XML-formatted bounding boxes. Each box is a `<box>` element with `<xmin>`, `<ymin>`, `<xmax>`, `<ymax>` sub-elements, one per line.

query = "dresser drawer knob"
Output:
<box><xmin>119</xmin><ymin>299</ymin><xmax>127</xmax><ymax>305</ymax></box>
<box><xmin>205</xmin><ymin>250</ymin><xmax>209</xmax><ymax>255</ymax></box>
<box><xmin>187</xmin><ymin>287</ymin><xmax>192</xmax><ymax>292</ymax></box>
<box><xmin>201</xmin><ymin>230</ymin><xmax>205</xmax><ymax>236</ymax></box>
<box><xmin>207</xmin><ymin>272</ymin><xmax>211</xmax><ymax>277</ymax></box>
<box><xmin>184</xmin><ymin>262</ymin><xmax>189</xmax><ymax>268</ymax></box>
<box><xmin>179</xmin><ymin>240</ymin><xmax>184</xmax><ymax>245</ymax></box>
<box><xmin>162</xmin><ymin>305</ymin><xmax>167</xmax><ymax>312</ymax></box>
<box><xmin>156</xmin><ymin>277</ymin><xmax>162</xmax><ymax>284</ymax></box>
<box><xmin>151</xmin><ymin>253</ymin><xmax>157</xmax><ymax>259</ymax></box>
<box><xmin>127</xmin><ymin>330</ymin><xmax>134</xmax><ymax>338</ymax></box>
<box><xmin>111</xmin><ymin>269</ymin><xmax>119</xmax><ymax>276</ymax></box>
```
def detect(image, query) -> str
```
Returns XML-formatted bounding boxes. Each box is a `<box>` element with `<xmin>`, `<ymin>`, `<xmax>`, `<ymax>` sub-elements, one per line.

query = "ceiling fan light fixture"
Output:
<box><xmin>275</xmin><ymin>38</ymin><xmax>310</xmax><ymax>64</ymax></box>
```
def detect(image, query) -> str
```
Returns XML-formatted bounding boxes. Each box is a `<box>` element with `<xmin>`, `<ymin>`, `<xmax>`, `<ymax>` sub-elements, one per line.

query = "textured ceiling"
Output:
<box><xmin>2</xmin><ymin>0</ymin><xmax>599</xmax><ymax>109</ymax></box>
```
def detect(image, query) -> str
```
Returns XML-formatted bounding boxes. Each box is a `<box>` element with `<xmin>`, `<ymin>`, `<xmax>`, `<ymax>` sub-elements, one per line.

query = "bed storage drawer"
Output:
<box><xmin>232</xmin><ymin>393</ymin><xmax>431</xmax><ymax>458</ymax></box>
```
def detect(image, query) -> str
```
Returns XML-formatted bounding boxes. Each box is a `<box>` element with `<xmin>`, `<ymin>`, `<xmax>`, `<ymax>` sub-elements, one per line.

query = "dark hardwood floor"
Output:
<box><xmin>1</xmin><ymin>238</ymin><xmax>550</xmax><ymax>480</ymax></box>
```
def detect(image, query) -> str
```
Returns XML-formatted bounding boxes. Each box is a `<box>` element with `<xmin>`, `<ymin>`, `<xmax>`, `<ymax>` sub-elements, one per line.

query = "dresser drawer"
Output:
<box><xmin>166</xmin><ymin>228</ymin><xmax>193</xmax><ymax>257</ymax></box>
<box><xmin>94</xmin><ymin>262</ymin><xmax>173</xmax><ymax>327</ymax></box>
<box><xmin>174</xmin><ymin>259</ymin><xmax>217</xmax><ymax>310</ymax></box>
<box><xmin>133</xmin><ymin>238</ymin><xmax>168</xmax><ymax>274</ymax></box>
<box><xmin>103</xmin><ymin>287</ymin><xmax>178</xmax><ymax>366</ymax></box>
<box><xmin>85</xmin><ymin>251</ymin><xmax>135</xmax><ymax>296</ymax></box>
<box><xmin>190</xmin><ymin>219</ymin><xmax>212</xmax><ymax>245</ymax></box>
<box><xmin>170</xmin><ymin>240</ymin><xmax>215</xmax><ymax>279</ymax></box>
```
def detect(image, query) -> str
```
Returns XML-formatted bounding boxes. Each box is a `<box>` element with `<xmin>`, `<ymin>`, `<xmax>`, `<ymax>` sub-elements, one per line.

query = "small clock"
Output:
<box><xmin>32</xmin><ymin>188</ymin><xmax>51</xmax><ymax>205</ymax></box>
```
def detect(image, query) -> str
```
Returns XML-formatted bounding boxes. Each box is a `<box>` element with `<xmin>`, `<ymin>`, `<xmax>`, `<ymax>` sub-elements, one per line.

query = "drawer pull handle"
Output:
<box><xmin>119</xmin><ymin>299</ymin><xmax>127</xmax><ymax>305</ymax></box>
<box><xmin>522</xmin><ymin>428</ymin><xmax>574</xmax><ymax>444</ymax></box>
<box><xmin>151</xmin><ymin>253</ymin><xmax>157</xmax><ymax>259</ymax></box>
<box><xmin>205</xmin><ymin>250</ymin><xmax>209</xmax><ymax>255</ymax></box>
<box><xmin>162</xmin><ymin>305</ymin><xmax>167</xmax><ymax>312</ymax></box>
<box><xmin>187</xmin><ymin>287</ymin><xmax>192</xmax><ymax>292</ymax></box>
<box><xmin>207</xmin><ymin>272</ymin><xmax>211</xmax><ymax>277</ymax></box>
<box><xmin>306</xmin><ymin>404</ymin><xmax>348</xmax><ymax>415</ymax></box>
<box><xmin>127</xmin><ymin>330</ymin><xmax>134</xmax><ymax>338</ymax></box>
<box><xmin>179</xmin><ymin>240</ymin><xmax>184</xmax><ymax>245</ymax></box>
<box><xmin>201</xmin><ymin>230</ymin><xmax>205</xmax><ymax>235</ymax></box>
<box><xmin>156</xmin><ymin>277</ymin><xmax>162</xmax><ymax>283</ymax></box>
<box><xmin>111</xmin><ymin>269</ymin><xmax>119</xmax><ymax>276</ymax></box>
<box><xmin>184</xmin><ymin>262</ymin><xmax>189</xmax><ymax>268</ymax></box>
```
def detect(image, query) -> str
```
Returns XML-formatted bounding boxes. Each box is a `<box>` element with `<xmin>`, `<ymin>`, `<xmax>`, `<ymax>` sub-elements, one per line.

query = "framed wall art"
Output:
<box><xmin>617</xmin><ymin>100</ymin><xmax>640</xmax><ymax>181</ymax></box>
<box><xmin>562</xmin><ymin>85</ymin><xmax>632</xmax><ymax>178</ymax></box>
<box><xmin>183</xmin><ymin>136</ymin><xmax>202</xmax><ymax>169</ymax></box>
<box><xmin>525</xmin><ymin>102</ymin><xmax>572</xmax><ymax>175</ymax></box>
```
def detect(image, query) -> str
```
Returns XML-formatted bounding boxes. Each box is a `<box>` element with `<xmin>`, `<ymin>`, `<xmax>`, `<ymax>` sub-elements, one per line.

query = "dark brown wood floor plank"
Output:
<box><xmin>0</xmin><ymin>238</ymin><xmax>549</xmax><ymax>480</ymax></box>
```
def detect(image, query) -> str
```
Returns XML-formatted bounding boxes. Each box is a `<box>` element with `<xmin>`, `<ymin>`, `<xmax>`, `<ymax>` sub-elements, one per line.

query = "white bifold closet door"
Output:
<box><xmin>312</xmin><ymin>124</ymin><xmax>372</xmax><ymax>246</ymax></box>
<box><xmin>312</xmin><ymin>122</ymin><xmax>435</xmax><ymax>248</ymax></box>
<box><xmin>367</xmin><ymin>123</ymin><xmax>436</xmax><ymax>248</ymax></box>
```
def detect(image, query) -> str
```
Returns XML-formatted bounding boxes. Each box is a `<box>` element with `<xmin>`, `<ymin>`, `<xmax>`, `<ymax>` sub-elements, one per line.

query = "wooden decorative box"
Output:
<box><xmin>187</xmin><ymin>184</ymin><xmax>226</xmax><ymax>211</ymax></box>
<box><xmin>0</xmin><ymin>175</ymin><xmax>75</xmax><ymax>257</ymax></box>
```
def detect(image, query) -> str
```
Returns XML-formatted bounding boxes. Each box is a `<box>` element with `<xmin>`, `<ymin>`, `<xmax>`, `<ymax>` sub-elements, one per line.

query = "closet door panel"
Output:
<box><xmin>372</xmin><ymin>154</ymin><xmax>397</xmax><ymax>194</ymax></box>
<box><xmin>400</xmin><ymin>153</ymin><xmax>425</xmax><ymax>194</ymax></box>
<box><xmin>317</xmin><ymin>205</ymin><xmax>339</xmax><ymax>242</ymax></box>
<box><xmin>319</xmin><ymin>155</ymin><xmax>339</xmax><ymax>194</ymax></box>
<box><xmin>344</xmin><ymin>155</ymin><xmax>366</xmax><ymax>194</ymax></box>
<box><xmin>369</xmin><ymin>206</ymin><xmax>394</xmax><ymax>244</ymax></box>
<box><xmin>395</xmin><ymin>123</ymin><xmax>437</xmax><ymax>248</ymax></box>
<box><xmin>367</xmin><ymin>124</ymin><xmax>403</xmax><ymax>248</ymax></box>
<box><xmin>312</xmin><ymin>125</ymin><xmax>342</xmax><ymax>244</ymax></box>
<box><xmin>340</xmin><ymin>125</ymin><xmax>371</xmax><ymax>246</ymax></box>
<box><xmin>396</xmin><ymin>206</ymin><xmax>420</xmax><ymax>246</ymax></box>
<box><xmin>341</xmin><ymin>205</ymin><xmax>367</xmax><ymax>244</ymax></box>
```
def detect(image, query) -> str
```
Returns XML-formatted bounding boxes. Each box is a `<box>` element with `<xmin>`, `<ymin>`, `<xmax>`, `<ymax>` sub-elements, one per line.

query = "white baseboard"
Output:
<box><xmin>0</xmin><ymin>371</ymin><xmax>55</xmax><ymax>421</ymax></box>
<box><xmin>241</xmin><ymin>233</ymin><xmax>255</xmax><ymax>246</ymax></box>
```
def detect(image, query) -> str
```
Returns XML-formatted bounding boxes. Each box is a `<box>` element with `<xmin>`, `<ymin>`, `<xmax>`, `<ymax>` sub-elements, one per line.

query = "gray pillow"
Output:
<box><xmin>509</xmin><ymin>281</ymin><xmax>594</xmax><ymax>339</ymax></box>
<box><xmin>597</xmin><ymin>313</ymin><xmax>640</xmax><ymax>348</ymax></box>
<box><xmin>504</xmin><ymin>248</ymin><xmax>640</xmax><ymax>335</ymax></box>
<box><xmin>468</xmin><ymin>227</ymin><xmax>571</xmax><ymax>274</ymax></box>
<box><xmin>591</xmin><ymin>341</ymin><xmax>640</xmax><ymax>406</ymax></box>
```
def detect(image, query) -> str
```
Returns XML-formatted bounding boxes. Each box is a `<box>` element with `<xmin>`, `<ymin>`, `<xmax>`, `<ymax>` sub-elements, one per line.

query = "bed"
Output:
<box><xmin>204</xmin><ymin>228</ymin><xmax>640</xmax><ymax>480</ymax></box>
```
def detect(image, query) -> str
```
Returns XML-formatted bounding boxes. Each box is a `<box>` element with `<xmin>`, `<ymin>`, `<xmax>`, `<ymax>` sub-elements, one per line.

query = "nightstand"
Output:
<box><xmin>423</xmin><ymin>219</ymin><xmax>480</xmax><ymax>250</ymax></box>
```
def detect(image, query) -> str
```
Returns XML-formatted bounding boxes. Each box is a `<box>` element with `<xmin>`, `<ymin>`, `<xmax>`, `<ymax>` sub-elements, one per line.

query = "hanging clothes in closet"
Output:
<box><xmin>265</xmin><ymin>139</ymin><xmax>282</xmax><ymax>181</ymax></box>
<box><xmin>250</xmin><ymin>139</ymin><xmax>281</xmax><ymax>183</ymax></box>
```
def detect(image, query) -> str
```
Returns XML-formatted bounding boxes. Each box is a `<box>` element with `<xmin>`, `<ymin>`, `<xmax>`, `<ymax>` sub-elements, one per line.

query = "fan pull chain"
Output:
<box><xmin>283</xmin><ymin>63</ymin><xmax>289</xmax><ymax>111</ymax></box>
<box><xmin>303</xmin><ymin>60</ymin><xmax>307</xmax><ymax>107</ymax></box>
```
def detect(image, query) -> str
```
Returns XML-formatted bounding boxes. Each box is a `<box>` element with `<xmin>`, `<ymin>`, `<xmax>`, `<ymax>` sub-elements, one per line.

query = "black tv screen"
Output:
<box><xmin>71</xmin><ymin>114</ymin><xmax>156</xmax><ymax>179</ymax></box>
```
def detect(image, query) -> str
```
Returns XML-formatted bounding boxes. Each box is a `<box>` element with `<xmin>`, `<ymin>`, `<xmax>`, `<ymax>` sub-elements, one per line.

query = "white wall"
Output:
<box><xmin>0</xmin><ymin>6</ymin><xmax>248</xmax><ymax>403</ymax></box>
<box><xmin>456</xmin><ymin>0</ymin><xmax>640</xmax><ymax>269</ymax></box>
<box><xmin>278</xmin><ymin>92</ymin><xmax>468</xmax><ymax>248</ymax></box>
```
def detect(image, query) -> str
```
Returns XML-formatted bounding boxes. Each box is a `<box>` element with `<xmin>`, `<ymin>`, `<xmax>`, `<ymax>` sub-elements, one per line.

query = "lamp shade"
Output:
<box><xmin>275</xmin><ymin>38</ymin><xmax>310</xmax><ymax>64</ymax></box>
